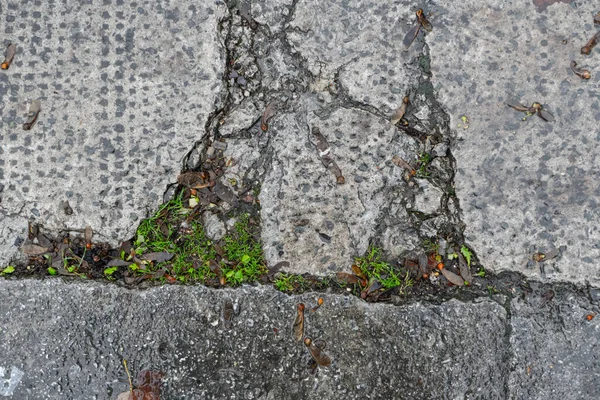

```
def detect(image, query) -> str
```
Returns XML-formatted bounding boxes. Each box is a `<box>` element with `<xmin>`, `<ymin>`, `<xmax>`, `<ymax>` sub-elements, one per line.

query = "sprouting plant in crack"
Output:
<box><xmin>416</xmin><ymin>152</ymin><xmax>432</xmax><ymax>178</ymax></box>
<box><xmin>221</xmin><ymin>214</ymin><xmax>268</xmax><ymax>285</ymax></box>
<box><xmin>274</xmin><ymin>273</ymin><xmax>307</xmax><ymax>293</ymax></box>
<box><xmin>354</xmin><ymin>247</ymin><xmax>413</xmax><ymax>293</ymax></box>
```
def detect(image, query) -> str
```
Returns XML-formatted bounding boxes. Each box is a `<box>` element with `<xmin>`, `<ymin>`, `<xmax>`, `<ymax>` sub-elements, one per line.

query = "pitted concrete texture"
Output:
<box><xmin>0</xmin><ymin>0</ymin><xmax>226</xmax><ymax>264</ymax></box>
<box><xmin>428</xmin><ymin>1</ymin><xmax>600</xmax><ymax>284</ymax></box>
<box><xmin>257</xmin><ymin>98</ymin><xmax>423</xmax><ymax>274</ymax></box>
<box><xmin>288</xmin><ymin>0</ymin><xmax>423</xmax><ymax>114</ymax></box>
<box><xmin>1</xmin><ymin>279</ymin><xmax>599</xmax><ymax>399</ymax></box>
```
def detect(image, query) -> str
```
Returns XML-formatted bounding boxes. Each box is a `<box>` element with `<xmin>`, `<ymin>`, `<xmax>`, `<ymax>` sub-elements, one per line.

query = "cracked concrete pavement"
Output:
<box><xmin>2</xmin><ymin>0</ymin><xmax>600</xmax><ymax>398</ymax></box>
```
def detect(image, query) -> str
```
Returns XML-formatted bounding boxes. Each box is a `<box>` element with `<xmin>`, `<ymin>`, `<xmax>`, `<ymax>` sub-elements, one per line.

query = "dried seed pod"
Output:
<box><xmin>570</xmin><ymin>61</ymin><xmax>591</xmax><ymax>80</ymax></box>
<box><xmin>390</xmin><ymin>96</ymin><xmax>409</xmax><ymax>125</ymax></box>
<box><xmin>62</xmin><ymin>201</ymin><xmax>73</xmax><ymax>215</ymax></box>
<box><xmin>261</xmin><ymin>102</ymin><xmax>277</xmax><ymax>132</ymax></box>
<box><xmin>441</xmin><ymin>268</ymin><xmax>464</xmax><ymax>286</ymax></box>
<box><xmin>292</xmin><ymin>303</ymin><xmax>305</xmax><ymax>342</ymax></box>
<box><xmin>1</xmin><ymin>43</ymin><xmax>16</xmax><ymax>70</ymax></box>
<box><xmin>84</xmin><ymin>225</ymin><xmax>93</xmax><ymax>249</ymax></box>
<box><xmin>416</xmin><ymin>9</ymin><xmax>432</xmax><ymax>32</ymax></box>
<box><xmin>23</xmin><ymin>99</ymin><xmax>41</xmax><ymax>130</ymax></box>
<box><xmin>586</xmin><ymin>313</ymin><xmax>596</xmax><ymax>321</ymax></box>
<box><xmin>507</xmin><ymin>100</ymin><xmax>531</xmax><ymax>112</ymax></box>
<box><xmin>402</xmin><ymin>19</ymin><xmax>421</xmax><ymax>49</ymax></box>
<box><xmin>303</xmin><ymin>337</ymin><xmax>332</xmax><ymax>367</ymax></box>
<box><xmin>311</xmin><ymin>297</ymin><xmax>324</xmax><ymax>312</ymax></box>
<box><xmin>392</xmin><ymin>155</ymin><xmax>415</xmax><ymax>175</ymax></box>
<box><xmin>581</xmin><ymin>32</ymin><xmax>600</xmax><ymax>55</ymax></box>
<box><xmin>222</xmin><ymin>300</ymin><xmax>234</xmax><ymax>329</ymax></box>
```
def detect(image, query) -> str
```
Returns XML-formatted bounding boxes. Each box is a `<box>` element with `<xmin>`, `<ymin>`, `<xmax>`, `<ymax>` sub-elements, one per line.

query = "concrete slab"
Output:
<box><xmin>428</xmin><ymin>1</ymin><xmax>600</xmax><ymax>284</ymax></box>
<box><xmin>0</xmin><ymin>279</ymin><xmax>508</xmax><ymax>399</ymax></box>
<box><xmin>0</xmin><ymin>0</ymin><xmax>226</xmax><ymax>264</ymax></box>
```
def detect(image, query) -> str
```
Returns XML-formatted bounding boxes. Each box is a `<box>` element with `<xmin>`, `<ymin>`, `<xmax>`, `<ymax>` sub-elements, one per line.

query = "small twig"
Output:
<box><xmin>123</xmin><ymin>359</ymin><xmax>133</xmax><ymax>396</ymax></box>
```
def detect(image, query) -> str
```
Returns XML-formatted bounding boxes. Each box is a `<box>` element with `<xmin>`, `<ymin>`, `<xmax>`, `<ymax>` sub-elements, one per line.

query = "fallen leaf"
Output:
<box><xmin>21</xmin><ymin>243</ymin><xmax>50</xmax><ymax>256</ymax></box>
<box><xmin>141</xmin><ymin>252</ymin><xmax>174</xmax><ymax>263</ymax></box>
<box><xmin>292</xmin><ymin>303</ymin><xmax>305</xmax><ymax>342</ymax></box>
<box><xmin>441</xmin><ymin>268</ymin><xmax>464</xmax><ymax>286</ymax></box>
<box><xmin>335</xmin><ymin>272</ymin><xmax>360</xmax><ymax>285</ymax></box>
<box><xmin>351</xmin><ymin>264</ymin><xmax>366</xmax><ymax>280</ymax></box>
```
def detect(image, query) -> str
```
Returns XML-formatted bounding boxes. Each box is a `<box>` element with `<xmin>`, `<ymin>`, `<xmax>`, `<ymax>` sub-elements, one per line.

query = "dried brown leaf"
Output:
<box><xmin>21</xmin><ymin>243</ymin><xmax>49</xmax><ymax>256</ymax></box>
<box><xmin>441</xmin><ymin>268</ymin><xmax>464</xmax><ymax>286</ymax></box>
<box><xmin>292</xmin><ymin>303</ymin><xmax>305</xmax><ymax>342</ymax></box>
<box><xmin>351</xmin><ymin>264</ymin><xmax>366</xmax><ymax>280</ymax></box>
<box><xmin>335</xmin><ymin>272</ymin><xmax>360</xmax><ymax>285</ymax></box>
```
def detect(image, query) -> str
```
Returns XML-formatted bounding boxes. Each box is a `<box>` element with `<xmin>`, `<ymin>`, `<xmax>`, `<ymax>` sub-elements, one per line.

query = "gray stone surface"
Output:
<box><xmin>0</xmin><ymin>279</ymin><xmax>508</xmax><ymax>399</ymax></box>
<box><xmin>508</xmin><ymin>284</ymin><xmax>600</xmax><ymax>399</ymax></box>
<box><xmin>256</xmin><ymin>99</ymin><xmax>424</xmax><ymax>274</ymax></box>
<box><xmin>1</xmin><ymin>279</ymin><xmax>599</xmax><ymax>399</ymax></box>
<box><xmin>0</xmin><ymin>0</ymin><xmax>226</xmax><ymax>264</ymax></box>
<box><xmin>429</xmin><ymin>1</ymin><xmax>600</xmax><ymax>284</ymax></box>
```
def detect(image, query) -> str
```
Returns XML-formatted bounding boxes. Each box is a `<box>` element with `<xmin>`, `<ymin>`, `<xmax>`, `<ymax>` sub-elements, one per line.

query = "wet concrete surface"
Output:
<box><xmin>2</xmin><ymin>0</ymin><xmax>600</xmax><ymax>398</ymax></box>
<box><xmin>429</xmin><ymin>0</ymin><xmax>600</xmax><ymax>284</ymax></box>
<box><xmin>0</xmin><ymin>279</ymin><xmax>598</xmax><ymax>399</ymax></box>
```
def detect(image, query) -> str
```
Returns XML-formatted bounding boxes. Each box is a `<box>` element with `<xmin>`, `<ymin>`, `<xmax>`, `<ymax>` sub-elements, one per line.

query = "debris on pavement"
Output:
<box><xmin>222</xmin><ymin>300</ymin><xmax>235</xmax><ymax>330</ymax></box>
<box><xmin>1</xmin><ymin>43</ymin><xmax>16</xmax><ymax>70</ymax></box>
<box><xmin>390</xmin><ymin>96</ymin><xmax>409</xmax><ymax>125</ymax></box>
<box><xmin>303</xmin><ymin>337</ymin><xmax>332</xmax><ymax>367</ymax></box>
<box><xmin>261</xmin><ymin>102</ymin><xmax>277</xmax><ymax>132</ymax></box>
<box><xmin>441</xmin><ymin>268</ymin><xmax>464</xmax><ymax>286</ymax></box>
<box><xmin>311</xmin><ymin>126</ymin><xmax>345</xmax><ymax>184</ymax></box>
<box><xmin>293</xmin><ymin>303</ymin><xmax>305</xmax><ymax>342</ymax></box>
<box><xmin>581</xmin><ymin>31</ymin><xmax>599</xmax><ymax>55</ymax></box>
<box><xmin>570</xmin><ymin>60</ymin><xmax>591</xmax><ymax>79</ymax></box>
<box><xmin>22</xmin><ymin>99</ymin><xmax>41</xmax><ymax>130</ymax></box>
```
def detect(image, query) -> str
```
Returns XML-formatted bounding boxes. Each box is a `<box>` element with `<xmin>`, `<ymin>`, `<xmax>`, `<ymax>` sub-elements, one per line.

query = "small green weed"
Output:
<box><xmin>460</xmin><ymin>245</ymin><xmax>473</xmax><ymax>267</ymax></box>
<box><xmin>274</xmin><ymin>273</ymin><xmax>307</xmax><ymax>292</ymax></box>
<box><xmin>422</xmin><ymin>239</ymin><xmax>439</xmax><ymax>254</ymax></box>
<box><xmin>354</xmin><ymin>247</ymin><xmax>413</xmax><ymax>293</ymax></box>
<box><xmin>221</xmin><ymin>214</ymin><xmax>267</xmax><ymax>285</ymax></box>
<box><xmin>416</xmin><ymin>152</ymin><xmax>432</xmax><ymax>178</ymax></box>
<box><xmin>1</xmin><ymin>266</ymin><xmax>15</xmax><ymax>275</ymax></box>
